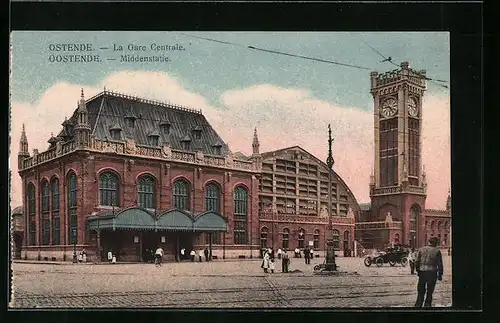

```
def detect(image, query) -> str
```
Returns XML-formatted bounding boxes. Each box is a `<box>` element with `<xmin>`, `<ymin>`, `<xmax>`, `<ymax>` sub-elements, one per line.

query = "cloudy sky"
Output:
<box><xmin>9</xmin><ymin>31</ymin><xmax>450</xmax><ymax>209</ymax></box>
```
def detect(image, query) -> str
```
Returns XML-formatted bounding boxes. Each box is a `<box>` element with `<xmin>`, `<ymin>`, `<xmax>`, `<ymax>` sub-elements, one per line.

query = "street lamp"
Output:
<box><xmin>325</xmin><ymin>124</ymin><xmax>337</xmax><ymax>271</ymax></box>
<box><xmin>72</xmin><ymin>228</ymin><xmax>77</xmax><ymax>263</ymax></box>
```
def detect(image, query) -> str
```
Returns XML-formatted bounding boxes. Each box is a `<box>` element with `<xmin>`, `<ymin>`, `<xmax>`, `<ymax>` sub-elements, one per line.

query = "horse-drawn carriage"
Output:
<box><xmin>364</xmin><ymin>246</ymin><xmax>409</xmax><ymax>267</ymax></box>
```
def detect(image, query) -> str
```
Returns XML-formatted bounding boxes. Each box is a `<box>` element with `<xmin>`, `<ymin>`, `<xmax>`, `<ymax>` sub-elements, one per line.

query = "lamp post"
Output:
<box><xmin>325</xmin><ymin>124</ymin><xmax>337</xmax><ymax>271</ymax></box>
<box><xmin>72</xmin><ymin>228</ymin><xmax>77</xmax><ymax>263</ymax></box>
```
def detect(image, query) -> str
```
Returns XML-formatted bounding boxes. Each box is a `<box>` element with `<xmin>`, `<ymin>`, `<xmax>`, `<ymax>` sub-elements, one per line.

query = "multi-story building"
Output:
<box><xmin>251</xmin><ymin>142</ymin><xmax>360</xmax><ymax>254</ymax></box>
<box><xmin>355</xmin><ymin>62</ymin><xmax>452</xmax><ymax>250</ymax></box>
<box><xmin>16</xmin><ymin>89</ymin><xmax>262</xmax><ymax>262</ymax></box>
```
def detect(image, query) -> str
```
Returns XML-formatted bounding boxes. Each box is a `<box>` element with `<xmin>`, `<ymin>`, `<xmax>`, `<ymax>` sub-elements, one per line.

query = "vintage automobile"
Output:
<box><xmin>364</xmin><ymin>247</ymin><xmax>409</xmax><ymax>267</ymax></box>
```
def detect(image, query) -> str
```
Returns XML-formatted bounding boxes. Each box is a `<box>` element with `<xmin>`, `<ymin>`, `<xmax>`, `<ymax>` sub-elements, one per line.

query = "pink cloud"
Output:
<box><xmin>9</xmin><ymin>71</ymin><xmax>450</xmax><ymax>210</ymax></box>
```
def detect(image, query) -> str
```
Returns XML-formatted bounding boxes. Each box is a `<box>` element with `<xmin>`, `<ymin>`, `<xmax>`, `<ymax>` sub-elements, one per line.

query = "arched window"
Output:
<box><xmin>282</xmin><ymin>228</ymin><xmax>290</xmax><ymax>250</ymax></box>
<box><xmin>260</xmin><ymin>227</ymin><xmax>269</xmax><ymax>249</ymax></box>
<box><xmin>394</xmin><ymin>233</ymin><xmax>400</xmax><ymax>245</ymax></box>
<box><xmin>444</xmin><ymin>234</ymin><xmax>448</xmax><ymax>246</ymax></box>
<box><xmin>99</xmin><ymin>172</ymin><xmax>120</xmax><ymax>207</ymax></box>
<box><xmin>205</xmin><ymin>182</ymin><xmax>221</xmax><ymax>213</ymax></box>
<box><xmin>424</xmin><ymin>234</ymin><xmax>428</xmax><ymax>243</ymax></box>
<box><xmin>425</xmin><ymin>220</ymin><xmax>428</xmax><ymax>228</ymax></box>
<box><xmin>332</xmin><ymin>229</ymin><xmax>340</xmax><ymax>249</ymax></box>
<box><xmin>431</xmin><ymin>221</ymin><xmax>436</xmax><ymax>231</ymax></box>
<box><xmin>298</xmin><ymin>228</ymin><xmax>305</xmax><ymax>249</ymax></box>
<box><xmin>51</xmin><ymin>178</ymin><xmax>60</xmax><ymax>245</ymax></box>
<box><xmin>343</xmin><ymin>230</ymin><xmax>350</xmax><ymax>250</ymax></box>
<box><xmin>138</xmin><ymin>175</ymin><xmax>156</xmax><ymax>209</ymax></box>
<box><xmin>438</xmin><ymin>221</ymin><xmax>442</xmax><ymax>232</ymax></box>
<box><xmin>41</xmin><ymin>181</ymin><xmax>50</xmax><ymax>245</ymax></box>
<box><xmin>67</xmin><ymin>172</ymin><xmax>78</xmax><ymax>245</ymax></box>
<box><xmin>444</xmin><ymin>221</ymin><xmax>449</xmax><ymax>231</ymax></box>
<box><xmin>27</xmin><ymin>183</ymin><xmax>36</xmax><ymax>246</ymax></box>
<box><xmin>233</xmin><ymin>186</ymin><xmax>248</xmax><ymax>245</ymax></box>
<box><xmin>173</xmin><ymin>179</ymin><xmax>190</xmax><ymax>211</ymax></box>
<box><xmin>313</xmin><ymin>229</ymin><xmax>320</xmax><ymax>249</ymax></box>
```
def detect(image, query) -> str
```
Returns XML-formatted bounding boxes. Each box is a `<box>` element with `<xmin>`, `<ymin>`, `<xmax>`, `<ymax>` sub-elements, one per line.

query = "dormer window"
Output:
<box><xmin>109</xmin><ymin>124</ymin><xmax>123</xmax><ymax>141</ymax></box>
<box><xmin>159</xmin><ymin>121</ymin><xmax>171</xmax><ymax>135</ymax></box>
<box><xmin>124</xmin><ymin>116</ymin><xmax>136</xmax><ymax>128</ymax></box>
<box><xmin>192</xmin><ymin>126</ymin><xmax>202</xmax><ymax>140</ymax></box>
<box><xmin>180</xmin><ymin>135</ymin><xmax>191</xmax><ymax>151</ymax></box>
<box><xmin>212</xmin><ymin>143</ymin><xmax>223</xmax><ymax>155</ymax></box>
<box><xmin>148</xmin><ymin>130</ymin><xmax>160</xmax><ymax>146</ymax></box>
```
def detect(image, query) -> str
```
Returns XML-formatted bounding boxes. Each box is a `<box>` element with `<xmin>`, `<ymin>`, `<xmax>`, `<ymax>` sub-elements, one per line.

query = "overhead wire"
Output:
<box><xmin>178</xmin><ymin>33</ymin><xmax>448</xmax><ymax>88</ymax></box>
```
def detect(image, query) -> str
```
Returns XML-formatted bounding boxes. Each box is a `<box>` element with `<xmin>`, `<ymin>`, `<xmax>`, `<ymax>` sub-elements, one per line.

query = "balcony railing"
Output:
<box><xmin>19</xmin><ymin>138</ymin><xmax>257</xmax><ymax>173</ymax></box>
<box><xmin>355</xmin><ymin>221</ymin><xmax>403</xmax><ymax>230</ymax></box>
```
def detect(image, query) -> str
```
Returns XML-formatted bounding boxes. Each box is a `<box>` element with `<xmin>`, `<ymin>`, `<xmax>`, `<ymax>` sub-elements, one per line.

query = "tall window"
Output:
<box><xmin>233</xmin><ymin>186</ymin><xmax>248</xmax><ymax>245</ymax></box>
<box><xmin>138</xmin><ymin>175</ymin><xmax>156</xmax><ymax>209</ymax></box>
<box><xmin>204</xmin><ymin>232</ymin><xmax>221</xmax><ymax>245</ymax></box>
<box><xmin>344</xmin><ymin>230</ymin><xmax>350</xmax><ymax>250</ymax></box>
<box><xmin>431</xmin><ymin>221</ymin><xmax>436</xmax><ymax>231</ymax></box>
<box><xmin>438</xmin><ymin>221</ymin><xmax>442</xmax><ymax>232</ymax></box>
<box><xmin>99</xmin><ymin>172</ymin><xmax>120</xmax><ymax>207</ymax></box>
<box><xmin>298</xmin><ymin>228</ymin><xmax>305</xmax><ymax>249</ymax></box>
<box><xmin>379</xmin><ymin>118</ymin><xmax>398</xmax><ymax>186</ymax></box>
<box><xmin>410</xmin><ymin>207</ymin><xmax>418</xmax><ymax>248</ymax></box>
<box><xmin>41</xmin><ymin>181</ymin><xmax>50</xmax><ymax>245</ymax></box>
<box><xmin>27</xmin><ymin>183</ymin><xmax>36</xmax><ymax>245</ymax></box>
<box><xmin>67</xmin><ymin>172</ymin><xmax>78</xmax><ymax>245</ymax></box>
<box><xmin>408</xmin><ymin>118</ymin><xmax>420</xmax><ymax>180</ymax></box>
<box><xmin>205</xmin><ymin>182</ymin><xmax>221</xmax><ymax>213</ymax></box>
<box><xmin>260</xmin><ymin>227</ymin><xmax>268</xmax><ymax>249</ymax></box>
<box><xmin>313</xmin><ymin>230</ymin><xmax>320</xmax><ymax>249</ymax></box>
<box><xmin>332</xmin><ymin>230</ymin><xmax>340</xmax><ymax>249</ymax></box>
<box><xmin>51</xmin><ymin>178</ymin><xmax>60</xmax><ymax>245</ymax></box>
<box><xmin>173</xmin><ymin>179</ymin><xmax>190</xmax><ymax>211</ymax></box>
<box><xmin>282</xmin><ymin>228</ymin><xmax>290</xmax><ymax>250</ymax></box>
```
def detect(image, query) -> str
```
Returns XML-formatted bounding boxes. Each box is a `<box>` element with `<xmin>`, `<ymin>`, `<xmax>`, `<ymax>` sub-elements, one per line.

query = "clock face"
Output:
<box><xmin>408</xmin><ymin>97</ymin><xmax>418</xmax><ymax>117</ymax></box>
<box><xmin>380</xmin><ymin>98</ymin><xmax>398</xmax><ymax>118</ymax></box>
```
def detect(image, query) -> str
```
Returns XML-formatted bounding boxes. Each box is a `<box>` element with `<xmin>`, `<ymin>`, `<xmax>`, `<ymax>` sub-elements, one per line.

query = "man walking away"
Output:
<box><xmin>414</xmin><ymin>237</ymin><xmax>444</xmax><ymax>308</ymax></box>
<box><xmin>204</xmin><ymin>248</ymin><xmax>209</xmax><ymax>262</ymax></box>
<box><xmin>304</xmin><ymin>246</ymin><xmax>310</xmax><ymax>264</ymax></box>
<box><xmin>198</xmin><ymin>249</ymin><xmax>203</xmax><ymax>262</ymax></box>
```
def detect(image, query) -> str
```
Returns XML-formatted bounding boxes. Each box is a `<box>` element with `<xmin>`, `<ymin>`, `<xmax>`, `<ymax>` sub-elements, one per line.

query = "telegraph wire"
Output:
<box><xmin>179</xmin><ymin>32</ymin><xmax>371</xmax><ymax>71</ymax></box>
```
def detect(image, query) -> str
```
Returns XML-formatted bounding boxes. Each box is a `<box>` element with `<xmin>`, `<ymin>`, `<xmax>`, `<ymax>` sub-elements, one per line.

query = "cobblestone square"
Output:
<box><xmin>9</xmin><ymin>255</ymin><xmax>452</xmax><ymax>308</ymax></box>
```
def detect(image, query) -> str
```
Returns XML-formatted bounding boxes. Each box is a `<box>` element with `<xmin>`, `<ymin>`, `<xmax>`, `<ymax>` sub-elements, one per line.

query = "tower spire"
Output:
<box><xmin>75</xmin><ymin>89</ymin><xmax>91</xmax><ymax>147</ymax></box>
<box><xmin>326</xmin><ymin>124</ymin><xmax>334</xmax><ymax>169</ymax></box>
<box><xmin>252</xmin><ymin>127</ymin><xmax>260</xmax><ymax>155</ymax></box>
<box><xmin>446</xmin><ymin>187</ymin><xmax>451</xmax><ymax>211</ymax></box>
<box><xmin>19</xmin><ymin>123</ymin><xmax>29</xmax><ymax>154</ymax></box>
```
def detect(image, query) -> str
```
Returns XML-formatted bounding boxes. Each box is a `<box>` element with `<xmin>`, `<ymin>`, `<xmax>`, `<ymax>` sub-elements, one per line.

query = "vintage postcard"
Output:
<box><xmin>9</xmin><ymin>31</ymin><xmax>451</xmax><ymax>308</ymax></box>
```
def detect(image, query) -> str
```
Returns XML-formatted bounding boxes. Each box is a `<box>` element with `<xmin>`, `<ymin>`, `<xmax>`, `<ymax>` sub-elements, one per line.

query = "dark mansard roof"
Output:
<box><xmin>57</xmin><ymin>91</ymin><xmax>230</xmax><ymax>156</ymax></box>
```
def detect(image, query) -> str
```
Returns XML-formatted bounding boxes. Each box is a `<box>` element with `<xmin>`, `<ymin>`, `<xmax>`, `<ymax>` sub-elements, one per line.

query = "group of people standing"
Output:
<box><xmin>179</xmin><ymin>248</ymin><xmax>211</xmax><ymax>262</ymax></box>
<box><xmin>261</xmin><ymin>247</ymin><xmax>292</xmax><ymax>273</ymax></box>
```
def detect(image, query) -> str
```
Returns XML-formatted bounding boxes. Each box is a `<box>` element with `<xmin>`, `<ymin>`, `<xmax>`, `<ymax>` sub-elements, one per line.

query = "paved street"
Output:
<box><xmin>10</xmin><ymin>255</ymin><xmax>452</xmax><ymax>308</ymax></box>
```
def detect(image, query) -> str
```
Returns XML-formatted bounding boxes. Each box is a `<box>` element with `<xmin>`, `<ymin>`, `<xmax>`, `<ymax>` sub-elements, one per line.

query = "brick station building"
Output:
<box><xmin>354</xmin><ymin>62</ymin><xmax>452</xmax><ymax>251</ymax></box>
<box><xmin>16</xmin><ymin>90</ymin><xmax>262</xmax><ymax>262</ymax></box>
<box><xmin>15</xmin><ymin>89</ymin><xmax>361</xmax><ymax>262</ymax></box>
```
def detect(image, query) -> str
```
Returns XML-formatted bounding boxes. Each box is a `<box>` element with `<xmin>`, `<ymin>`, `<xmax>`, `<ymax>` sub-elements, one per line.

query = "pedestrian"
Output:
<box><xmin>204</xmin><ymin>248</ymin><xmax>209</xmax><ymax>262</ymax></box>
<box><xmin>107</xmin><ymin>250</ymin><xmax>113</xmax><ymax>264</ymax></box>
<box><xmin>190</xmin><ymin>249</ymin><xmax>196</xmax><ymax>262</ymax></box>
<box><xmin>82</xmin><ymin>248</ymin><xmax>87</xmax><ymax>263</ymax></box>
<box><xmin>294</xmin><ymin>248</ymin><xmax>299</xmax><ymax>258</ymax></box>
<box><xmin>277</xmin><ymin>248</ymin><xmax>282</xmax><ymax>260</ymax></box>
<box><xmin>198</xmin><ymin>249</ymin><xmax>203</xmax><ymax>262</ymax></box>
<box><xmin>448</xmin><ymin>248</ymin><xmax>451</xmax><ymax>256</ymax></box>
<box><xmin>269</xmin><ymin>248</ymin><xmax>275</xmax><ymax>260</ymax></box>
<box><xmin>282</xmin><ymin>251</ymin><xmax>290</xmax><ymax>273</ymax></box>
<box><xmin>310</xmin><ymin>248</ymin><xmax>314</xmax><ymax>260</ymax></box>
<box><xmin>78</xmin><ymin>252</ymin><xmax>83</xmax><ymax>263</ymax></box>
<box><xmin>269</xmin><ymin>259</ymin><xmax>275</xmax><ymax>273</ymax></box>
<box><xmin>261</xmin><ymin>252</ymin><xmax>270</xmax><ymax>273</ymax></box>
<box><xmin>408</xmin><ymin>248</ymin><xmax>418</xmax><ymax>275</ymax></box>
<box><xmin>414</xmin><ymin>237</ymin><xmax>444</xmax><ymax>308</ymax></box>
<box><xmin>181</xmin><ymin>248</ymin><xmax>185</xmax><ymax>260</ymax></box>
<box><xmin>111</xmin><ymin>254</ymin><xmax>117</xmax><ymax>264</ymax></box>
<box><xmin>304</xmin><ymin>246</ymin><xmax>310</xmax><ymax>264</ymax></box>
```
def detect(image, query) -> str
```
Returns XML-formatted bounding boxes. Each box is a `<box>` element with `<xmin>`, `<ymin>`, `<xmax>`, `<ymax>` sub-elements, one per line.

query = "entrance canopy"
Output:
<box><xmin>87</xmin><ymin>207</ymin><xmax>228</xmax><ymax>232</ymax></box>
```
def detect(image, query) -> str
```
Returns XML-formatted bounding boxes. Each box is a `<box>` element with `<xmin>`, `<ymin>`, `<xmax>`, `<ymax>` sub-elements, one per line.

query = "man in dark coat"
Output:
<box><xmin>414</xmin><ymin>237</ymin><xmax>444</xmax><ymax>307</ymax></box>
<box><xmin>304</xmin><ymin>246</ymin><xmax>310</xmax><ymax>264</ymax></box>
<box><xmin>204</xmin><ymin>248</ymin><xmax>209</xmax><ymax>262</ymax></box>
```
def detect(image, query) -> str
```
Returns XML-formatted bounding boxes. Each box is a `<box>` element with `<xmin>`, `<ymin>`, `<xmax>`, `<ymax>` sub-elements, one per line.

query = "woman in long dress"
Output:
<box><xmin>261</xmin><ymin>252</ymin><xmax>270</xmax><ymax>273</ymax></box>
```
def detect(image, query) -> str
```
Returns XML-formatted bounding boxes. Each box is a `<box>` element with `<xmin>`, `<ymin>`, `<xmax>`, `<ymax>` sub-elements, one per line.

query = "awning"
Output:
<box><xmin>87</xmin><ymin>207</ymin><xmax>229</xmax><ymax>232</ymax></box>
<box><xmin>194</xmin><ymin>211</ymin><xmax>228</xmax><ymax>232</ymax></box>
<box><xmin>156</xmin><ymin>209</ymin><xmax>195</xmax><ymax>232</ymax></box>
<box><xmin>87</xmin><ymin>207</ymin><xmax>156</xmax><ymax>231</ymax></box>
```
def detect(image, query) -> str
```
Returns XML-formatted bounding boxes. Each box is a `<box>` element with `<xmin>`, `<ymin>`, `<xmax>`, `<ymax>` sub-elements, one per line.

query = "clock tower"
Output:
<box><xmin>369</xmin><ymin>61</ymin><xmax>427</xmax><ymax>248</ymax></box>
